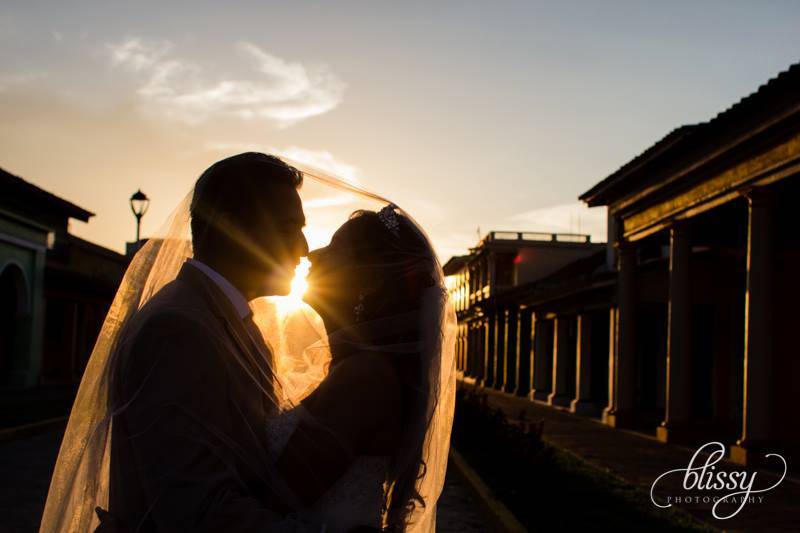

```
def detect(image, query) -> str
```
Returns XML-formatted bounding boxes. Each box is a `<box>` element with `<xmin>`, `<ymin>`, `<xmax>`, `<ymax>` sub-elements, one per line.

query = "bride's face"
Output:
<box><xmin>303</xmin><ymin>223</ymin><xmax>365</xmax><ymax>329</ymax></box>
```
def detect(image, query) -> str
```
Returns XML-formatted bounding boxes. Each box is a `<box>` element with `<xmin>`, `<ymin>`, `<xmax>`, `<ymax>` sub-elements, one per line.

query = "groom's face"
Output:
<box><xmin>243</xmin><ymin>182</ymin><xmax>308</xmax><ymax>297</ymax></box>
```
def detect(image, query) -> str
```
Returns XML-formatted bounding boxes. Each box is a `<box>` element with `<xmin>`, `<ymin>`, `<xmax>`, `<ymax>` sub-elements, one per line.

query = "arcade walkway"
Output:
<box><xmin>476</xmin><ymin>385</ymin><xmax>799</xmax><ymax>531</ymax></box>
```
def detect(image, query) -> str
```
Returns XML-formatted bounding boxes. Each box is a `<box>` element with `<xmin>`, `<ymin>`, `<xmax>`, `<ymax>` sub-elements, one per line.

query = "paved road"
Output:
<box><xmin>0</xmin><ymin>429</ymin><xmax>488</xmax><ymax>533</ymax></box>
<box><xmin>436</xmin><ymin>471</ymin><xmax>490</xmax><ymax>533</ymax></box>
<box><xmin>0</xmin><ymin>430</ymin><xmax>62</xmax><ymax>533</ymax></box>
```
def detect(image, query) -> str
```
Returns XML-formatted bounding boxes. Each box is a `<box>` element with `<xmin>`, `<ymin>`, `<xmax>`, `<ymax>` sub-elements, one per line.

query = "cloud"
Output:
<box><xmin>271</xmin><ymin>146</ymin><xmax>360</xmax><ymax>184</ymax></box>
<box><xmin>0</xmin><ymin>71</ymin><xmax>48</xmax><ymax>91</ymax></box>
<box><xmin>107</xmin><ymin>38</ymin><xmax>345</xmax><ymax>127</ymax></box>
<box><xmin>508</xmin><ymin>201</ymin><xmax>607</xmax><ymax>243</ymax></box>
<box><xmin>204</xmin><ymin>142</ymin><xmax>360</xmax><ymax>184</ymax></box>
<box><xmin>108</xmin><ymin>37</ymin><xmax>171</xmax><ymax>72</ymax></box>
<box><xmin>301</xmin><ymin>194</ymin><xmax>357</xmax><ymax>209</ymax></box>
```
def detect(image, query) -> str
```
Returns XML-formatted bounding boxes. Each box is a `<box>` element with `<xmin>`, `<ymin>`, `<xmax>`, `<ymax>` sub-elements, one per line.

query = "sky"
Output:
<box><xmin>1</xmin><ymin>1</ymin><xmax>799</xmax><ymax>260</ymax></box>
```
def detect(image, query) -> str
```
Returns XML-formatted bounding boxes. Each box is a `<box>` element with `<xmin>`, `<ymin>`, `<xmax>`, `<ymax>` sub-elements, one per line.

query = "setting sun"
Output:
<box><xmin>273</xmin><ymin>258</ymin><xmax>311</xmax><ymax>314</ymax></box>
<box><xmin>289</xmin><ymin>258</ymin><xmax>310</xmax><ymax>301</ymax></box>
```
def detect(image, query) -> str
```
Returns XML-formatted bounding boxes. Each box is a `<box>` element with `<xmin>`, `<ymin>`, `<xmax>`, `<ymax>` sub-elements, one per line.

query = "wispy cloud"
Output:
<box><xmin>108</xmin><ymin>38</ymin><xmax>171</xmax><ymax>72</ymax></box>
<box><xmin>508</xmin><ymin>202</ymin><xmax>607</xmax><ymax>242</ymax></box>
<box><xmin>271</xmin><ymin>146</ymin><xmax>360</xmax><ymax>184</ymax></box>
<box><xmin>107</xmin><ymin>38</ymin><xmax>345</xmax><ymax>127</ymax></box>
<box><xmin>0</xmin><ymin>71</ymin><xmax>48</xmax><ymax>91</ymax></box>
<box><xmin>204</xmin><ymin>142</ymin><xmax>361</xmax><ymax>184</ymax></box>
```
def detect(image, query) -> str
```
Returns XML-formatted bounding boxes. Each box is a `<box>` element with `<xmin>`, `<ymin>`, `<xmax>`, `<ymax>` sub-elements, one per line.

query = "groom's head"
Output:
<box><xmin>190</xmin><ymin>152</ymin><xmax>308</xmax><ymax>299</ymax></box>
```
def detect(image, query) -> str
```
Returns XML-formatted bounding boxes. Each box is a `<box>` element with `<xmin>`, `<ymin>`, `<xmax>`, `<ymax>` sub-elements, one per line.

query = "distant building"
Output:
<box><xmin>0</xmin><ymin>167</ymin><xmax>128</xmax><ymax>426</ymax></box>
<box><xmin>444</xmin><ymin>231</ymin><xmax>605</xmax><ymax>400</ymax></box>
<box><xmin>448</xmin><ymin>62</ymin><xmax>800</xmax><ymax>466</ymax></box>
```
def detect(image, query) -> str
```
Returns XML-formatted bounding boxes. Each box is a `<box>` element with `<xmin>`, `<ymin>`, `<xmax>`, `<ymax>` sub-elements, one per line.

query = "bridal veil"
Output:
<box><xmin>39</xmin><ymin>155</ymin><xmax>457</xmax><ymax>533</ymax></box>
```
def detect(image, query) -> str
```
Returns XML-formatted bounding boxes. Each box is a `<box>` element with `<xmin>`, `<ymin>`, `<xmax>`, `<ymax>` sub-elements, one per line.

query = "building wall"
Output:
<box><xmin>0</xmin><ymin>211</ymin><xmax>48</xmax><ymax>388</ymax></box>
<box><xmin>516</xmin><ymin>246</ymin><xmax>602</xmax><ymax>285</ymax></box>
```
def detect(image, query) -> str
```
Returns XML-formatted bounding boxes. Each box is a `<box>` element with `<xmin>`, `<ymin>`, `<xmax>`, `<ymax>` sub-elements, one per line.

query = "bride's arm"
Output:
<box><xmin>274</xmin><ymin>353</ymin><xmax>402</xmax><ymax>505</ymax></box>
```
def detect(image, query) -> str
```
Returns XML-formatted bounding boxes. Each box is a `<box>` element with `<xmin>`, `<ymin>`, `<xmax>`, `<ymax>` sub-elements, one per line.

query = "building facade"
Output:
<box><xmin>448</xmin><ymin>63</ymin><xmax>800</xmax><ymax>466</ymax></box>
<box><xmin>444</xmin><ymin>231</ymin><xmax>606</xmax><ymax>401</ymax></box>
<box><xmin>0</xmin><ymin>167</ymin><xmax>128</xmax><ymax>426</ymax></box>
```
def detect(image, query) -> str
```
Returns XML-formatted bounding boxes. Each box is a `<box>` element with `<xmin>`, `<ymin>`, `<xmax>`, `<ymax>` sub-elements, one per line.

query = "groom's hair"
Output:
<box><xmin>190</xmin><ymin>152</ymin><xmax>303</xmax><ymax>256</ymax></box>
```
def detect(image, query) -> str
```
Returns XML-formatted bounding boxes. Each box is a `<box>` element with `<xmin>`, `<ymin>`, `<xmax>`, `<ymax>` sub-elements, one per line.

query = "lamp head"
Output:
<box><xmin>130</xmin><ymin>189</ymin><xmax>150</xmax><ymax>217</ymax></box>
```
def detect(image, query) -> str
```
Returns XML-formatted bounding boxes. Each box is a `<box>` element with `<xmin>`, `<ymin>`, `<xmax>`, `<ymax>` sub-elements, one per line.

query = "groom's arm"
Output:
<box><xmin>120</xmin><ymin>313</ymin><xmax>323</xmax><ymax>533</ymax></box>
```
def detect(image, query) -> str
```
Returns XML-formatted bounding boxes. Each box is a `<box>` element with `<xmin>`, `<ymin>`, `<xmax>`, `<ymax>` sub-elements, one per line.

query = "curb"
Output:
<box><xmin>448</xmin><ymin>447</ymin><xmax>527</xmax><ymax>533</ymax></box>
<box><xmin>0</xmin><ymin>416</ymin><xmax>68</xmax><ymax>443</ymax></box>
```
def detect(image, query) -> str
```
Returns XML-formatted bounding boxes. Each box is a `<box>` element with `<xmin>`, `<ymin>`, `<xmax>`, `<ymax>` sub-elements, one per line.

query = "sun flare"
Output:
<box><xmin>273</xmin><ymin>258</ymin><xmax>311</xmax><ymax>315</ymax></box>
<box><xmin>289</xmin><ymin>258</ymin><xmax>310</xmax><ymax>301</ymax></box>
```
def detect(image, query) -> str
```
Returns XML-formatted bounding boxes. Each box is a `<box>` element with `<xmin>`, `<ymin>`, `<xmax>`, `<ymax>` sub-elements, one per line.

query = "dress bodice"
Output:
<box><xmin>265</xmin><ymin>407</ymin><xmax>388</xmax><ymax>533</ymax></box>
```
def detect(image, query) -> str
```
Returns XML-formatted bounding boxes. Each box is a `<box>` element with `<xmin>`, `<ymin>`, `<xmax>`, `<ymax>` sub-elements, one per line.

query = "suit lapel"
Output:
<box><xmin>177</xmin><ymin>264</ymin><xmax>275</xmax><ymax>402</ymax></box>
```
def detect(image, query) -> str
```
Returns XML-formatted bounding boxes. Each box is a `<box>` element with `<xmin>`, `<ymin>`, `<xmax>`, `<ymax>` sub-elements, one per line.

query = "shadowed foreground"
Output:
<box><xmin>0</xmin><ymin>428</ymin><xmax>488</xmax><ymax>533</ymax></box>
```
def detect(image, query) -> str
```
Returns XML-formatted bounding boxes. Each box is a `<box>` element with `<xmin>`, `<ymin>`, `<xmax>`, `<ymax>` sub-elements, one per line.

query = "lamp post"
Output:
<box><xmin>129</xmin><ymin>189</ymin><xmax>150</xmax><ymax>243</ymax></box>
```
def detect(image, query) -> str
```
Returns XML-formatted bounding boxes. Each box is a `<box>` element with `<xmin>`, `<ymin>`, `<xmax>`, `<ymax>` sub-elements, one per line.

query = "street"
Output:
<box><xmin>0</xmin><ymin>429</ymin><xmax>488</xmax><ymax>533</ymax></box>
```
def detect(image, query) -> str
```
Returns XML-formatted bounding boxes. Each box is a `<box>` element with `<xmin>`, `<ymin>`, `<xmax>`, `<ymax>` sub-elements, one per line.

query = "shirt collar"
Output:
<box><xmin>186</xmin><ymin>258</ymin><xmax>251</xmax><ymax>319</ymax></box>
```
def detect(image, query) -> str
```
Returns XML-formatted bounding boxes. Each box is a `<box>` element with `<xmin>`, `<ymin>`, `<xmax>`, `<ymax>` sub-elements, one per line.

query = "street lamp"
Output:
<box><xmin>129</xmin><ymin>189</ymin><xmax>150</xmax><ymax>242</ymax></box>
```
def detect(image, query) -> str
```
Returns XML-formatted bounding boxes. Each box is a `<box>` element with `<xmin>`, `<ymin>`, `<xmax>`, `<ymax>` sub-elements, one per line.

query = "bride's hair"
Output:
<box><xmin>342</xmin><ymin>210</ymin><xmax>435</xmax><ymax>322</ymax></box>
<box><xmin>336</xmin><ymin>209</ymin><xmax>437</xmax><ymax>530</ymax></box>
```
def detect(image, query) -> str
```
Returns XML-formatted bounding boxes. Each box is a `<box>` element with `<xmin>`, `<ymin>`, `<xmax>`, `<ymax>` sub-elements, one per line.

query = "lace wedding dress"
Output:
<box><xmin>265</xmin><ymin>407</ymin><xmax>389</xmax><ymax>533</ymax></box>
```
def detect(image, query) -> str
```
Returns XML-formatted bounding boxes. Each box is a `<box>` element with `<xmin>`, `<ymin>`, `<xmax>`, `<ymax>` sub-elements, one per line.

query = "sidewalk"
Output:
<box><xmin>473</xmin><ymin>385</ymin><xmax>799</xmax><ymax>531</ymax></box>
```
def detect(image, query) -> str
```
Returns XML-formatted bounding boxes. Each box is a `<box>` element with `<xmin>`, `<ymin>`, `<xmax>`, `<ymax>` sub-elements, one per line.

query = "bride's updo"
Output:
<box><xmin>344</xmin><ymin>209</ymin><xmax>434</xmax><ymax>325</ymax></box>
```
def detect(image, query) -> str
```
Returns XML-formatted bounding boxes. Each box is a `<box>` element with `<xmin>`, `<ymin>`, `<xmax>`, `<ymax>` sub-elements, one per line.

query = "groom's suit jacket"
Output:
<box><xmin>108</xmin><ymin>262</ymin><xmax>318</xmax><ymax>533</ymax></box>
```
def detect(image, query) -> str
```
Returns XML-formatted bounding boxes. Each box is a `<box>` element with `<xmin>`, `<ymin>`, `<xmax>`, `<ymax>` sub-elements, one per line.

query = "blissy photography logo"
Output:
<box><xmin>649</xmin><ymin>442</ymin><xmax>787</xmax><ymax>520</ymax></box>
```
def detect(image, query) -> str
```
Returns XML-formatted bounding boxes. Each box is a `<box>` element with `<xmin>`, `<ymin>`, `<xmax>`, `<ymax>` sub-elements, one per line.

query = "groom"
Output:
<box><xmin>106</xmin><ymin>153</ymin><xmax>319</xmax><ymax>531</ymax></box>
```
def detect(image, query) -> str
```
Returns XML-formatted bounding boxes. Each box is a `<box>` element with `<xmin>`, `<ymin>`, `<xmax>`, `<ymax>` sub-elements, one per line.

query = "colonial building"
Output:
<box><xmin>0</xmin><ymin>167</ymin><xmax>128</xmax><ymax>426</ymax></box>
<box><xmin>444</xmin><ymin>231</ymin><xmax>605</xmax><ymax>400</ymax></box>
<box><xmin>449</xmin><ymin>62</ymin><xmax>800</xmax><ymax>466</ymax></box>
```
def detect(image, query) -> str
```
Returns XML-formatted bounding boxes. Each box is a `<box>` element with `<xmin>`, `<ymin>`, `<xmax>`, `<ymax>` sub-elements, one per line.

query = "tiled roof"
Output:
<box><xmin>0</xmin><ymin>166</ymin><xmax>93</xmax><ymax>221</ymax></box>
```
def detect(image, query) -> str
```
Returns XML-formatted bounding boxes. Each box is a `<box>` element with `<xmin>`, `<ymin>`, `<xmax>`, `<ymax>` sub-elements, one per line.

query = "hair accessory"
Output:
<box><xmin>377</xmin><ymin>203</ymin><xmax>400</xmax><ymax>237</ymax></box>
<box><xmin>354</xmin><ymin>293</ymin><xmax>365</xmax><ymax>322</ymax></box>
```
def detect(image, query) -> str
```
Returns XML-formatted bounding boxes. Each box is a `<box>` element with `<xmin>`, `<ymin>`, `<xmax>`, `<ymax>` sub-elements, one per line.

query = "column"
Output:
<box><xmin>658</xmin><ymin>223</ymin><xmax>693</xmax><ymax>442</ymax></box>
<box><xmin>461</xmin><ymin>325</ymin><xmax>468</xmax><ymax>373</ymax></box>
<box><xmin>471</xmin><ymin>323</ymin><xmax>481</xmax><ymax>379</ymax></box>
<box><xmin>503</xmin><ymin>307</ymin><xmax>519</xmax><ymax>393</ymax></box>
<box><xmin>731</xmin><ymin>189</ymin><xmax>776</xmax><ymax>465</ymax></box>
<box><xmin>487</xmin><ymin>252</ymin><xmax>496</xmax><ymax>298</ymax></box>
<box><xmin>465</xmin><ymin>324</ymin><xmax>474</xmax><ymax>377</ymax></box>
<box><xmin>530</xmin><ymin>314</ymin><xmax>550</xmax><ymax>401</ymax></box>
<box><xmin>476</xmin><ymin>318</ymin><xmax>486</xmax><ymax>383</ymax></box>
<box><xmin>604</xmin><ymin>307</ymin><xmax>616</xmax><ymax>416</ymax></box>
<box><xmin>482</xmin><ymin>312</ymin><xmax>496</xmax><ymax>388</ymax></box>
<box><xmin>515</xmin><ymin>307</ymin><xmax>533</xmax><ymax>397</ymax></box>
<box><xmin>548</xmin><ymin>316</ymin><xmax>571</xmax><ymax>407</ymax></box>
<box><xmin>456</xmin><ymin>326</ymin><xmax>463</xmax><ymax>372</ymax></box>
<box><xmin>604</xmin><ymin>241</ymin><xmax>637</xmax><ymax>428</ymax></box>
<box><xmin>493</xmin><ymin>309</ymin><xmax>506</xmax><ymax>390</ymax></box>
<box><xmin>571</xmin><ymin>313</ymin><xmax>597</xmax><ymax>415</ymax></box>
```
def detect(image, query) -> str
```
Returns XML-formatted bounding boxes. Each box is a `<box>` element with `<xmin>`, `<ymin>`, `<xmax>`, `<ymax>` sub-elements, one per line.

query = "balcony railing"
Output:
<box><xmin>483</xmin><ymin>231</ymin><xmax>592</xmax><ymax>244</ymax></box>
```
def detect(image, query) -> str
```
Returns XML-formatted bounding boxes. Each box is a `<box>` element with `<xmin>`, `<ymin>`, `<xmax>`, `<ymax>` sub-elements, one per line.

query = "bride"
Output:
<box><xmin>265</xmin><ymin>204</ymin><xmax>448</xmax><ymax>532</ymax></box>
<box><xmin>38</xmin><ymin>154</ymin><xmax>456</xmax><ymax>533</ymax></box>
